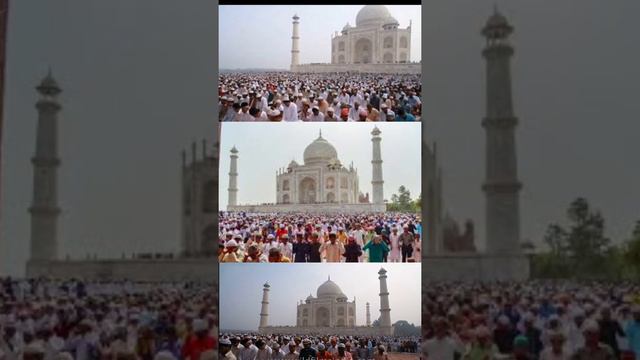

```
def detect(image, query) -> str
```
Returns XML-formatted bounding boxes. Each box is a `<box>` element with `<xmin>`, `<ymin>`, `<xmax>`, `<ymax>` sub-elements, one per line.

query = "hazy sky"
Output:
<box><xmin>219</xmin><ymin>5</ymin><xmax>421</xmax><ymax>69</ymax></box>
<box><xmin>219</xmin><ymin>263</ymin><xmax>421</xmax><ymax>331</ymax></box>
<box><xmin>0</xmin><ymin>1</ymin><xmax>216</xmax><ymax>276</ymax></box>
<box><xmin>424</xmin><ymin>0</ymin><xmax>640</xmax><ymax>250</ymax></box>
<box><xmin>218</xmin><ymin>123</ymin><xmax>421</xmax><ymax>209</ymax></box>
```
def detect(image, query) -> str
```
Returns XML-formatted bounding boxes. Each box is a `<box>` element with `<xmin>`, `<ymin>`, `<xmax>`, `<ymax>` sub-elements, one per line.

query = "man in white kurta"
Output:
<box><xmin>282</xmin><ymin>97</ymin><xmax>299</xmax><ymax>122</ymax></box>
<box><xmin>319</xmin><ymin>233</ymin><xmax>345</xmax><ymax>262</ymax></box>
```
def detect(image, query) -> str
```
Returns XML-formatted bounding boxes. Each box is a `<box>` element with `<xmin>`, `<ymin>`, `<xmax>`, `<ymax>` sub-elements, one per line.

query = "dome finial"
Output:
<box><xmin>328</xmin><ymin>275</ymin><xmax>330</xmax><ymax>281</ymax></box>
<box><xmin>319</xmin><ymin>129</ymin><xmax>323</xmax><ymax>138</ymax></box>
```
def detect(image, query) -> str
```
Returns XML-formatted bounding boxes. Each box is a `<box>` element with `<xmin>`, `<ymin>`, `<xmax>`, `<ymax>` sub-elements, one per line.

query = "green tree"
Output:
<box><xmin>393</xmin><ymin>320</ymin><xmax>421</xmax><ymax>337</ymax></box>
<box><xmin>389</xmin><ymin>185</ymin><xmax>416</xmax><ymax>212</ymax></box>
<box><xmin>534</xmin><ymin>198</ymin><xmax>611</xmax><ymax>279</ymax></box>
<box><xmin>624</xmin><ymin>220</ymin><xmax>640</xmax><ymax>278</ymax></box>
<box><xmin>565</xmin><ymin>198</ymin><xmax>610</xmax><ymax>275</ymax></box>
<box><xmin>544</xmin><ymin>223</ymin><xmax>568</xmax><ymax>256</ymax></box>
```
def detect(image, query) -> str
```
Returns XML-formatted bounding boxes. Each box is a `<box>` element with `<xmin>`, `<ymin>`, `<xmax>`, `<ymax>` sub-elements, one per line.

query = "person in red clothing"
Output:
<box><xmin>182</xmin><ymin>319</ymin><xmax>215</xmax><ymax>360</ymax></box>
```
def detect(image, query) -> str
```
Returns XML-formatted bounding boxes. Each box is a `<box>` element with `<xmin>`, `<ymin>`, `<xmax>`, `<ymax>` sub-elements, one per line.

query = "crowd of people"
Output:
<box><xmin>218</xmin><ymin>73</ymin><xmax>421</xmax><ymax>122</ymax></box>
<box><xmin>0</xmin><ymin>278</ymin><xmax>217</xmax><ymax>360</ymax></box>
<box><xmin>422</xmin><ymin>281</ymin><xmax>640</xmax><ymax>359</ymax></box>
<box><xmin>218</xmin><ymin>212</ymin><xmax>421</xmax><ymax>263</ymax></box>
<box><xmin>218</xmin><ymin>333</ymin><xmax>420</xmax><ymax>359</ymax></box>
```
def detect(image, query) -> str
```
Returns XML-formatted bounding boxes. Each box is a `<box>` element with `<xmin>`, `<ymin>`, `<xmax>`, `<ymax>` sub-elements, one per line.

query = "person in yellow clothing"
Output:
<box><xmin>267</xmin><ymin>248</ymin><xmax>291</xmax><ymax>263</ymax></box>
<box><xmin>219</xmin><ymin>240</ymin><xmax>243</xmax><ymax>262</ymax></box>
<box><xmin>336</xmin><ymin>227</ymin><xmax>348</xmax><ymax>245</ymax></box>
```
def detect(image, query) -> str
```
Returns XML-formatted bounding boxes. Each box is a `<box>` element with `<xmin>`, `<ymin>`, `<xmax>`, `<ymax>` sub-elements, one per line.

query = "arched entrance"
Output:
<box><xmin>354</xmin><ymin>38</ymin><xmax>373</xmax><ymax>64</ymax></box>
<box><xmin>299</xmin><ymin>177</ymin><xmax>317</xmax><ymax>204</ymax></box>
<box><xmin>316</xmin><ymin>307</ymin><xmax>330</xmax><ymax>327</ymax></box>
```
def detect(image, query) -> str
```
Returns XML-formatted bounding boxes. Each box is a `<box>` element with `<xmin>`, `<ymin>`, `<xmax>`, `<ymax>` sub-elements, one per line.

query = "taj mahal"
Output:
<box><xmin>258</xmin><ymin>268</ymin><xmax>393</xmax><ymax>336</ymax></box>
<box><xmin>226</xmin><ymin>127</ymin><xmax>386</xmax><ymax>213</ymax></box>
<box><xmin>289</xmin><ymin>5</ymin><xmax>420</xmax><ymax>74</ymax></box>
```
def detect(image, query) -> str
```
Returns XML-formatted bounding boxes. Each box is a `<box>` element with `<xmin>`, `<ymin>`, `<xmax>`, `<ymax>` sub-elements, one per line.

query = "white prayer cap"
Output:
<box><xmin>282</xmin><ymin>96</ymin><xmax>290</xmax><ymax>101</ymax></box>
<box><xmin>267</xmin><ymin>234</ymin><xmax>275</xmax><ymax>240</ymax></box>
<box><xmin>268</xmin><ymin>109</ymin><xmax>281</xmax><ymax>117</ymax></box>
<box><xmin>233</xmin><ymin>233</ymin><xmax>242</xmax><ymax>240</ymax></box>
<box><xmin>327</xmin><ymin>107</ymin><xmax>335</xmax><ymax>113</ymax></box>
<box><xmin>381</xmin><ymin>103</ymin><xmax>388</xmax><ymax>108</ymax></box>
<box><xmin>225</xmin><ymin>240</ymin><xmax>238</xmax><ymax>248</ymax></box>
<box><xmin>312</xmin><ymin>105</ymin><xmax>319</xmax><ymax>110</ymax></box>
<box><xmin>219</xmin><ymin>337</ymin><xmax>232</xmax><ymax>346</ymax></box>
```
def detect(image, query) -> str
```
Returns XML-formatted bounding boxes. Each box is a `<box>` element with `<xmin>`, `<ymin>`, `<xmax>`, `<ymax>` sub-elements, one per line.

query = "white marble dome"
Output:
<box><xmin>317</xmin><ymin>279</ymin><xmax>346</xmax><ymax>298</ymax></box>
<box><xmin>303</xmin><ymin>134</ymin><xmax>338</xmax><ymax>165</ymax></box>
<box><xmin>356</xmin><ymin>5</ymin><xmax>392</xmax><ymax>27</ymax></box>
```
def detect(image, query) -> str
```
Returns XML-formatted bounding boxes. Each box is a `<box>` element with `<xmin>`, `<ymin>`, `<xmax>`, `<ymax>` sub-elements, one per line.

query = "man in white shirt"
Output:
<box><xmin>278</xmin><ymin>234</ymin><xmax>294</xmax><ymax>260</ymax></box>
<box><xmin>324</xmin><ymin>107</ymin><xmax>338</xmax><ymax>121</ymax></box>
<box><xmin>282</xmin><ymin>96</ymin><xmax>299</xmax><ymax>122</ymax></box>
<box><xmin>236</xmin><ymin>102</ymin><xmax>254</xmax><ymax>122</ymax></box>
<box><xmin>423</xmin><ymin>318</ymin><xmax>465</xmax><ymax>360</ymax></box>
<box><xmin>319</xmin><ymin>232</ymin><xmax>345</xmax><ymax>262</ymax></box>
<box><xmin>308</xmin><ymin>106</ymin><xmax>325</xmax><ymax>122</ymax></box>
<box><xmin>254</xmin><ymin>92</ymin><xmax>269</xmax><ymax>113</ymax></box>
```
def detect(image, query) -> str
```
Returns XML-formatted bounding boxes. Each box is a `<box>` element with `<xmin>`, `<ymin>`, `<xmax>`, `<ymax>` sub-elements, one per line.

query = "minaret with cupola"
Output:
<box><xmin>481</xmin><ymin>7</ymin><xmax>522</xmax><ymax>255</ymax></box>
<box><xmin>29</xmin><ymin>70</ymin><xmax>62</xmax><ymax>261</ymax></box>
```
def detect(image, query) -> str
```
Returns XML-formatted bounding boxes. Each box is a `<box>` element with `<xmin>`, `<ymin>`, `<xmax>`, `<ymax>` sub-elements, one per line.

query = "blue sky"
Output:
<box><xmin>219</xmin><ymin>5</ymin><xmax>422</xmax><ymax>69</ymax></box>
<box><xmin>218</xmin><ymin>123</ymin><xmax>421</xmax><ymax>209</ymax></box>
<box><xmin>219</xmin><ymin>263</ymin><xmax>421</xmax><ymax>331</ymax></box>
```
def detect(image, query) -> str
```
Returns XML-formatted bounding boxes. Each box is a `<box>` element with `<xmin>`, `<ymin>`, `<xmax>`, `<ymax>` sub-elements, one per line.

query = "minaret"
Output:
<box><xmin>29</xmin><ymin>70</ymin><xmax>62</xmax><ymax>261</ymax></box>
<box><xmin>371</xmin><ymin>126</ymin><xmax>384</xmax><ymax>205</ymax></box>
<box><xmin>378</xmin><ymin>268</ymin><xmax>392</xmax><ymax>333</ymax></box>
<box><xmin>228</xmin><ymin>146</ymin><xmax>238</xmax><ymax>207</ymax></box>
<box><xmin>481</xmin><ymin>8</ymin><xmax>522</xmax><ymax>255</ymax></box>
<box><xmin>290</xmin><ymin>14</ymin><xmax>300</xmax><ymax>69</ymax></box>
<box><xmin>259</xmin><ymin>282</ymin><xmax>270</xmax><ymax>329</ymax></box>
<box><xmin>366</xmin><ymin>302</ymin><xmax>371</xmax><ymax>326</ymax></box>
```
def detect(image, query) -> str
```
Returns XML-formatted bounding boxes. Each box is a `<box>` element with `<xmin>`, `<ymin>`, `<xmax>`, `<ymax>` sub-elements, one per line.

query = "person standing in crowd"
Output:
<box><xmin>570</xmin><ymin>321</ymin><xmax>615</xmax><ymax>359</ymax></box>
<box><xmin>320</xmin><ymin>232</ymin><xmax>345</xmax><ymax>263</ymax></box>
<box><xmin>626</xmin><ymin>306</ymin><xmax>640</xmax><ymax>359</ymax></box>
<box><xmin>598</xmin><ymin>306</ymin><xmax>625</xmax><ymax>358</ymax></box>
<box><xmin>308</xmin><ymin>233</ymin><xmax>323</xmax><ymax>263</ymax></box>
<box><xmin>267</xmin><ymin>248</ymin><xmax>291</xmax><ymax>263</ymax></box>
<box><xmin>395</xmin><ymin>108</ymin><xmax>415</xmax><ymax>121</ymax></box>
<box><xmin>399</xmin><ymin>226</ymin><xmax>414</xmax><ymax>263</ymax></box>
<box><xmin>423</xmin><ymin>317</ymin><xmax>464</xmax><ymax>360</ymax></box>
<box><xmin>299</xmin><ymin>339</ymin><xmax>316</xmax><ymax>360</ymax></box>
<box><xmin>343</xmin><ymin>236</ymin><xmax>363</xmax><ymax>263</ymax></box>
<box><xmin>292</xmin><ymin>232</ymin><xmax>310</xmax><ymax>263</ymax></box>
<box><xmin>282</xmin><ymin>96</ymin><xmax>298</xmax><ymax>122</ymax></box>
<box><xmin>220</xmin><ymin>338</ymin><xmax>237</xmax><ymax>360</ymax></box>
<box><xmin>308</xmin><ymin>106</ymin><xmax>324</xmax><ymax>122</ymax></box>
<box><xmin>283</xmin><ymin>342</ymin><xmax>298</xmax><ymax>360</ymax></box>
<box><xmin>181</xmin><ymin>319</ymin><xmax>215</xmax><ymax>360</ymax></box>
<box><xmin>540</xmin><ymin>331</ymin><xmax>572</xmax><ymax>360</ymax></box>
<box><xmin>362</xmin><ymin>235</ymin><xmax>389</xmax><ymax>263</ymax></box>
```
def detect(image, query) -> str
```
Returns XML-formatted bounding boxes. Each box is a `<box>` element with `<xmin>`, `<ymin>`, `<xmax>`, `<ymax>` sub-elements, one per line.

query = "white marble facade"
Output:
<box><xmin>276</xmin><ymin>132</ymin><xmax>359</xmax><ymax>205</ymax></box>
<box><xmin>296</xmin><ymin>278</ymin><xmax>356</xmax><ymax>328</ymax></box>
<box><xmin>331</xmin><ymin>5</ymin><xmax>411</xmax><ymax>65</ymax></box>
